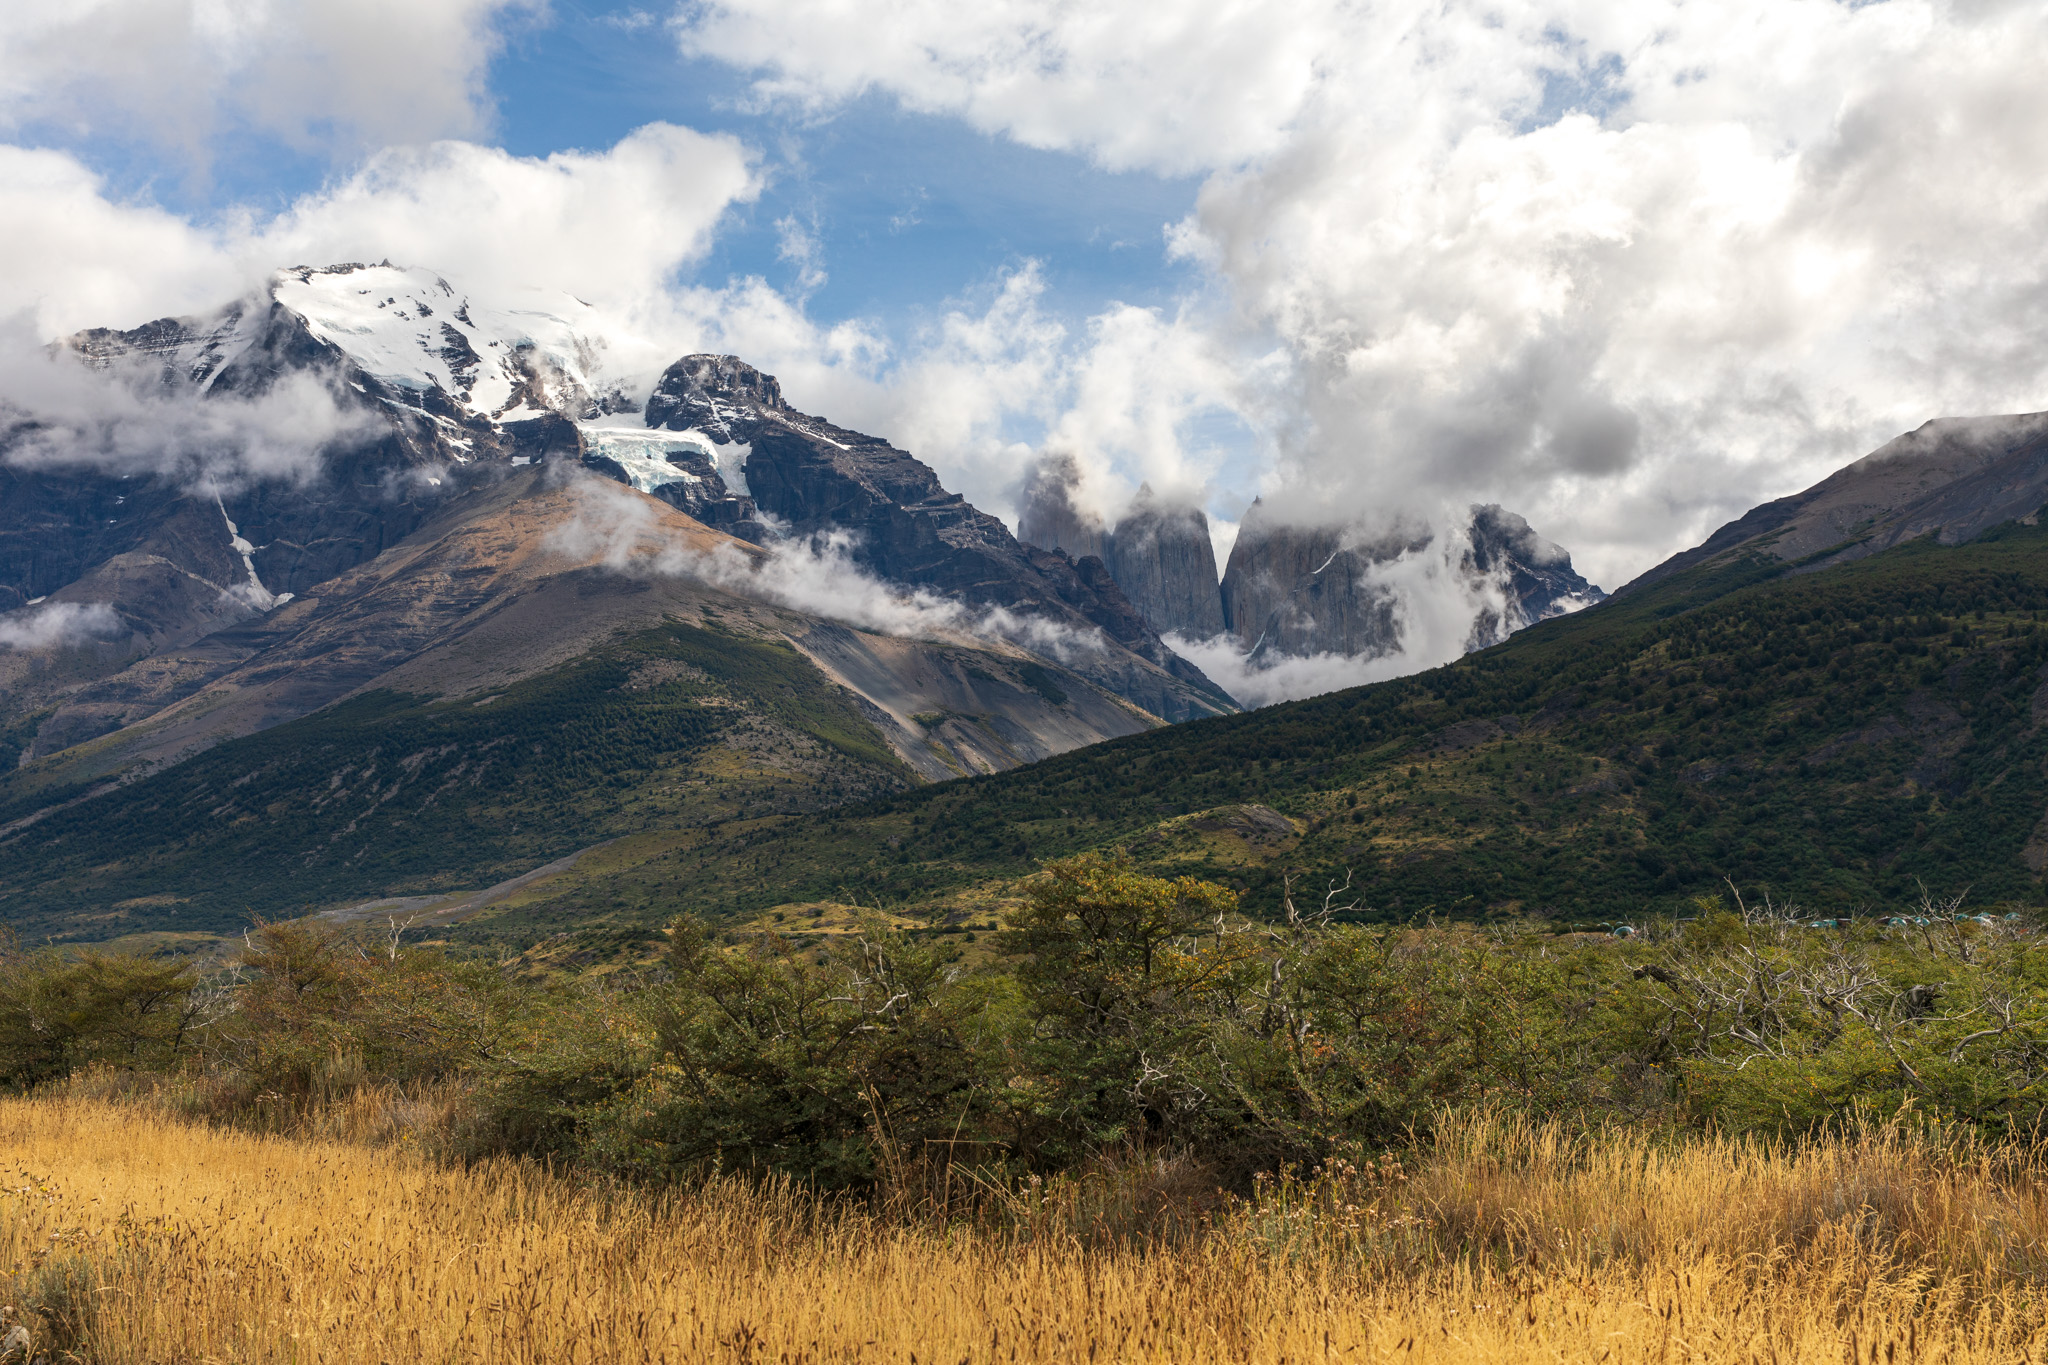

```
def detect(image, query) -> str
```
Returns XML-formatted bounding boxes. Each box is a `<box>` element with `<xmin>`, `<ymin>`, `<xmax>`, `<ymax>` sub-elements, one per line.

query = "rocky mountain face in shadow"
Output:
<box><xmin>1217</xmin><ymin>509</ymin><xmax>1415</xmax><ymax>659</ymax></box>
<box><xmin>645</xmin><ymin>358</ymin><xmax>1235</xmax><ymax>721</ymax></box>
<box><xmin>1619</xmin><ymin>412</ymin><xmax>2048</xmax><ymax>594</ymax></box>
<box><xmin>1467</xmin><ymin>505</ymin><xmax>1611</xmax><ymax>642</ymax></box>
<box><xmin>1016</xmin><ymin>453</ymin><xmax>1601</xmax><ymax>672</ymax></box>
<box><xmin>1218</xmin><ymin>503</ymin><xmax>1605</xmax><ymax>661</ymax></box>
<box><xmin>1017</xmin><ymin>456</ymin><xmax>1226</xmax><ymax>640</ymax></box>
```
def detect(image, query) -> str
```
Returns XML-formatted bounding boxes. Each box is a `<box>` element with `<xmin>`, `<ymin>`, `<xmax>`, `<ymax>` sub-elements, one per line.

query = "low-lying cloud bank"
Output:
<box><xmin>0</xmin><ymin>325</ymin><xmax>374</xmax><ymax>491</ymax></box>
<box><xmin>0</xmin><ymin>600</ymin><xmax>120</xmax><ymax>650</ymax></box>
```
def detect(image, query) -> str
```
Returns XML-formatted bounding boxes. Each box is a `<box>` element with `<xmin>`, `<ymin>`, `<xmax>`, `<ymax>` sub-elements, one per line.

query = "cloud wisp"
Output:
<box><xmin>544</xmin><ymin>476</ymin><xmax>1110</xmax><ymax>663</ymax></box>
<box><xmin>0</xmin><ymin>600</ymin><xmax>121</xmax><ymax>651</ymax></box>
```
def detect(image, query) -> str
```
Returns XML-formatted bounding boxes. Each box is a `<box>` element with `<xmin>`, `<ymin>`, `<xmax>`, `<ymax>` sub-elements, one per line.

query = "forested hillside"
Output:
<box><xmin>13</xmin><ymin>517</ymin><xmax>2048</xmax><ymax>945</ymax></box>
<box><xmin>481</xmin><ymin>521</ymin><xmax>2048</xmax><ymax>942</ymax></box>
<box><xmin>0</xmin><ymin>622</ymin><xmax>913</xmax><ymax>938</ymax></box>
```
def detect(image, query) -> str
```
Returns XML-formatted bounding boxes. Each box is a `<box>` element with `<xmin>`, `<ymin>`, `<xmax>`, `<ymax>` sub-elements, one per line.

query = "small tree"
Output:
<box><xmin>996</xmin><ymin>853</ymin><xmax>1254</xmax><ymax>1159</ymax></box>
<box><xmin>222</xmin><ymin>920</ymin><xmax>533</xmax><ymax>1098</ymax></box>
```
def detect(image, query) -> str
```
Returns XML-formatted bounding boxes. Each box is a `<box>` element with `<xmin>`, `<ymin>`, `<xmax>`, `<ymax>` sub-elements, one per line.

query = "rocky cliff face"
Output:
<box><xmin>1016</xmin><ymin>457</ymin><xmax>1225</xmax><ymax>641</ymax></box>
<box><xmin>1466</xmin><ymin>504</ymin><xmax>1607</xmax><ymax>640</ymax></box>
<box><xmin>1218</xmin><ymin>502</ymin><xmax>1604</xmax><ymax>662</ymax></box>
<box><xmin>1104</xmin><ymin>490</ymin><xmax>1226</xmax><ymax>641</ymax></box>
<box><xmin>1017</xmin><ymin>455</ymin><xmax>1112</xmax><ymax>566</ymax></box>
<box><xmin>644</xmin><ymin>357</ymin><xmax>1236</xmax><ymax>721</ymax></box>
<box><xmin>1014</xmin><ymin>449</ymin><xmax>1600</xmax><ymax>677</ymax></box>
<box><xmin>1218</xmin><ymin>507</ymin><xmax>1415</xmax><ymax>659</ymax></box>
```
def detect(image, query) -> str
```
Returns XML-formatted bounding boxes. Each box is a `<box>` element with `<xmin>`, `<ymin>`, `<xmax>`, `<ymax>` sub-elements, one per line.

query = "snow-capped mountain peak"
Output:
<box><xmin>271</xmin><ymin>262</ymin><xmax>633</xmax><ymax>423</ymax></box>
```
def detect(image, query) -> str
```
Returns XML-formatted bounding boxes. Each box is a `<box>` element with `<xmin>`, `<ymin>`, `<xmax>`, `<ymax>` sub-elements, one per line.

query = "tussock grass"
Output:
<box><xmin>2</xmin><ymin>1097</ymin><xmax>2045</xmax><ymax>1362</ymax></box>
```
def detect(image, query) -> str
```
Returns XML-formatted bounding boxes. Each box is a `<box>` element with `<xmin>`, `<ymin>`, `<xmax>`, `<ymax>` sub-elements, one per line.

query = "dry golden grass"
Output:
<box><xmin>3</xmin><ymin>1096</ymin><xmax>2046</xmax><ymax>1363</ymax></box>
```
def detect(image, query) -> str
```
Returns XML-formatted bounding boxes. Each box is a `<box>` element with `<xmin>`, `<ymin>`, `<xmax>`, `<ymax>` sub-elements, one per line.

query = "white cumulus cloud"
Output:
<box><xmin>0</xmin><ymin>0</ymin><xmax>538</xmax><ymax>158</ymax></box>
<box><xmin>672</xmin><ymin>0</ymin><xmax>2048</xmax><ymax>593</ymax></box>
<box><xmin>261</xmin><ymin>125</ymin><xmax>761</xmax><ymax>316</ymax></box>
<box><xmin>0</xmin><ymin>125</ymin><xmax>763</xmax><ymax>341</ymax></box>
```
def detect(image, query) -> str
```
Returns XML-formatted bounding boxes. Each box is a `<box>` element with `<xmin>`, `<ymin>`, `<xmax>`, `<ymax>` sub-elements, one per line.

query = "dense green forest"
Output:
<box><xmin>11</xmin><ymin>520</ymin><xmax>2048</xmax><ymax>945</ymax></box>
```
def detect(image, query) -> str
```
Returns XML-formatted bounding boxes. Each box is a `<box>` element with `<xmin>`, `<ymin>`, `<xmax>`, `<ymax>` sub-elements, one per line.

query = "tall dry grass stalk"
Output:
<box><xmin>50</xmin><ymin>1058</ymin><xmax>480</xmax><ymax>1150</ymax></box>
<box><xmin>2</xmin><ymin>1096</ymin><xmax>2044</xmax><ymax>1362</ymax></box>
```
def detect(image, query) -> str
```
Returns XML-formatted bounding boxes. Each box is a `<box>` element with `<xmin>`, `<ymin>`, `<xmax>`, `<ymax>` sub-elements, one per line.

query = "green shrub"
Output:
<box><xmin>618</xmin><ymin>916</ymin><xmax>992</xmax><ymax>1186</ymax></box>
<box><xmin>0</xmin><ymin>937</ymin><xmax>202</xmax><ymax>1088</ymax></box>
<box><xmin>9</xmin><ymin>861</ymin><xmax>2048</xmax><ymax>1188</ymax></box>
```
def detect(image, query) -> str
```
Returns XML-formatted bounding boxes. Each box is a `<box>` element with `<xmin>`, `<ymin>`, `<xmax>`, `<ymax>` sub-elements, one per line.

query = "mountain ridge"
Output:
<box><xmin>3</xmin><ymin>264</ymin><xmax>1233</xmax><ymax>803</ymax></box>
<box><xmin>1621</xmin><ymin>411</ymin><xmax>2048</xmax><ymax>595</ymax></box>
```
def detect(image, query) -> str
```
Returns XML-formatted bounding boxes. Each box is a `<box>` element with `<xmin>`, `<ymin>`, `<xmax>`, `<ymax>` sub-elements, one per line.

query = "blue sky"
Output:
<box><xmin>35</xmin><ymin>0</ymin><xmax>1206</xmax><ymax>366</ymax></box>
<box><xmin>491</xmin><ymin>3</ymin><xmax>1208</xmax><ymax>334</ymax></box>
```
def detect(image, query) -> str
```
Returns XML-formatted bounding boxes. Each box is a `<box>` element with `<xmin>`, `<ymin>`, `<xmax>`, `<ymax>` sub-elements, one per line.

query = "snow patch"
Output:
<box><xmin>582</xmin><ymin>423</ymin><xmax>747</xmax><ymax>497</ymax></box>
<box><xmin>710</xmin><ymin>435</ymin><xmax>751</xmax><ymax>497</ymax></box>
<box><xmin>272</xmin><ymin>264</ymin><xmax>629</xmax><ymax>423</ymax></box>
<box><xmin>216</xmin><ymin>496</ymin><xmax>292</xmax><ymax>611</ymax></box>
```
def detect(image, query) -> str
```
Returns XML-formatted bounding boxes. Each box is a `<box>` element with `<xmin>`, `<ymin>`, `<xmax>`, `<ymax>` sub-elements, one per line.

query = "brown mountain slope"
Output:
<box><xmin>2</xmin><ymin>468</ymin><xmax>1164</xmax><ymax>819</ymax></box>
<box><xmin>1622</xmin><ymin>412</ymin><xmax>2048</xmax><ymax>593</ymax></box>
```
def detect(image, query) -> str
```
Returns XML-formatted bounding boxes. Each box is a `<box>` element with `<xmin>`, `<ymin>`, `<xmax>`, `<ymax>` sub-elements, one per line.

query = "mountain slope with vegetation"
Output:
<box><xmin>468</xmin><ymin>519</ymin><xmax>2048</xmax><ymax>945</ymax></box>
<box><xmin>0</xmin><ymin>620</ymin><xmax>920</xmax><ymax>938</ymax></box>
<box><xmin>17</xmin><ymin>438</ymin><xmax>2048</xmax><ymax>947</ymax></box>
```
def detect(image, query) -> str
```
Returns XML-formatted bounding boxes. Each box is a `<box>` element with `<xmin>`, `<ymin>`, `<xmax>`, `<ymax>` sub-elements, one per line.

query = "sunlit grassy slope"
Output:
<box><xmin>471</xmin><ymin>522</ymin><xmax>2048</xmax><ymax>947</ymax></box>
<box><xmin>2</xmin><ymin>1096</ymin><xmax>2043</xmax><ymax>1362</ymax></box>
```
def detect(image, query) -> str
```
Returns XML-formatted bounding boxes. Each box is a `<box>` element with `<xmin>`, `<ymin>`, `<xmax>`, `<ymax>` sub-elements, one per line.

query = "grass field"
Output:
<box><xmin>3</xmin><ymin>1096</ymin><xmax>2044</xmax><ymax>1362</ymax></box>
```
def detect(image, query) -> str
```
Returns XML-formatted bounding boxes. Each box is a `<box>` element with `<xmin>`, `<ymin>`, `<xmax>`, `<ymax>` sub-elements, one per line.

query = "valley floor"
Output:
<box><xmin>1</xmin><ymin>1096</ymin><xmax>2042</xmax><ymax>1363</ymax></box>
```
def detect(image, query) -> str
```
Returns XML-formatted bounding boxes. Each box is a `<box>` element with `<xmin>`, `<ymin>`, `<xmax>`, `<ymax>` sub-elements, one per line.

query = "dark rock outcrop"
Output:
<box><xmin>1219</xmin><ymin>505</ymin><xmax>1417</xmax><ymax>659</ymax></box>
<box><xmin>1106</xmin><ymin>490</ymin><xmax>1226</xmax><ymax>640</ymax></box>
<box><xmin>1466</xmin><ymin>504</ymin><xmax>1607</xmax><ymax>643</ymax></box>
<box><xmin>1017</xmin><ymin>456</ymin><xmax>1226</xmax><ymax>640</ymax></box>
<box><xmin>645</xmin><ymin>356</ymin><xmax>1236</xmax><ymax>720</ymax></box>
<box><xmin>1018</xmin><ymin>454</ymin><xmax>1112</xmax><ymax>566</ymax></box>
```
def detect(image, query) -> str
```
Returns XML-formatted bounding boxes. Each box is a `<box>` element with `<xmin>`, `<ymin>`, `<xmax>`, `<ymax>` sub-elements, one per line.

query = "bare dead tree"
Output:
<box><xmin>385</xmin><ymin>913</ymin><xmax>424</xmax><ymax>963</ymax></box>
